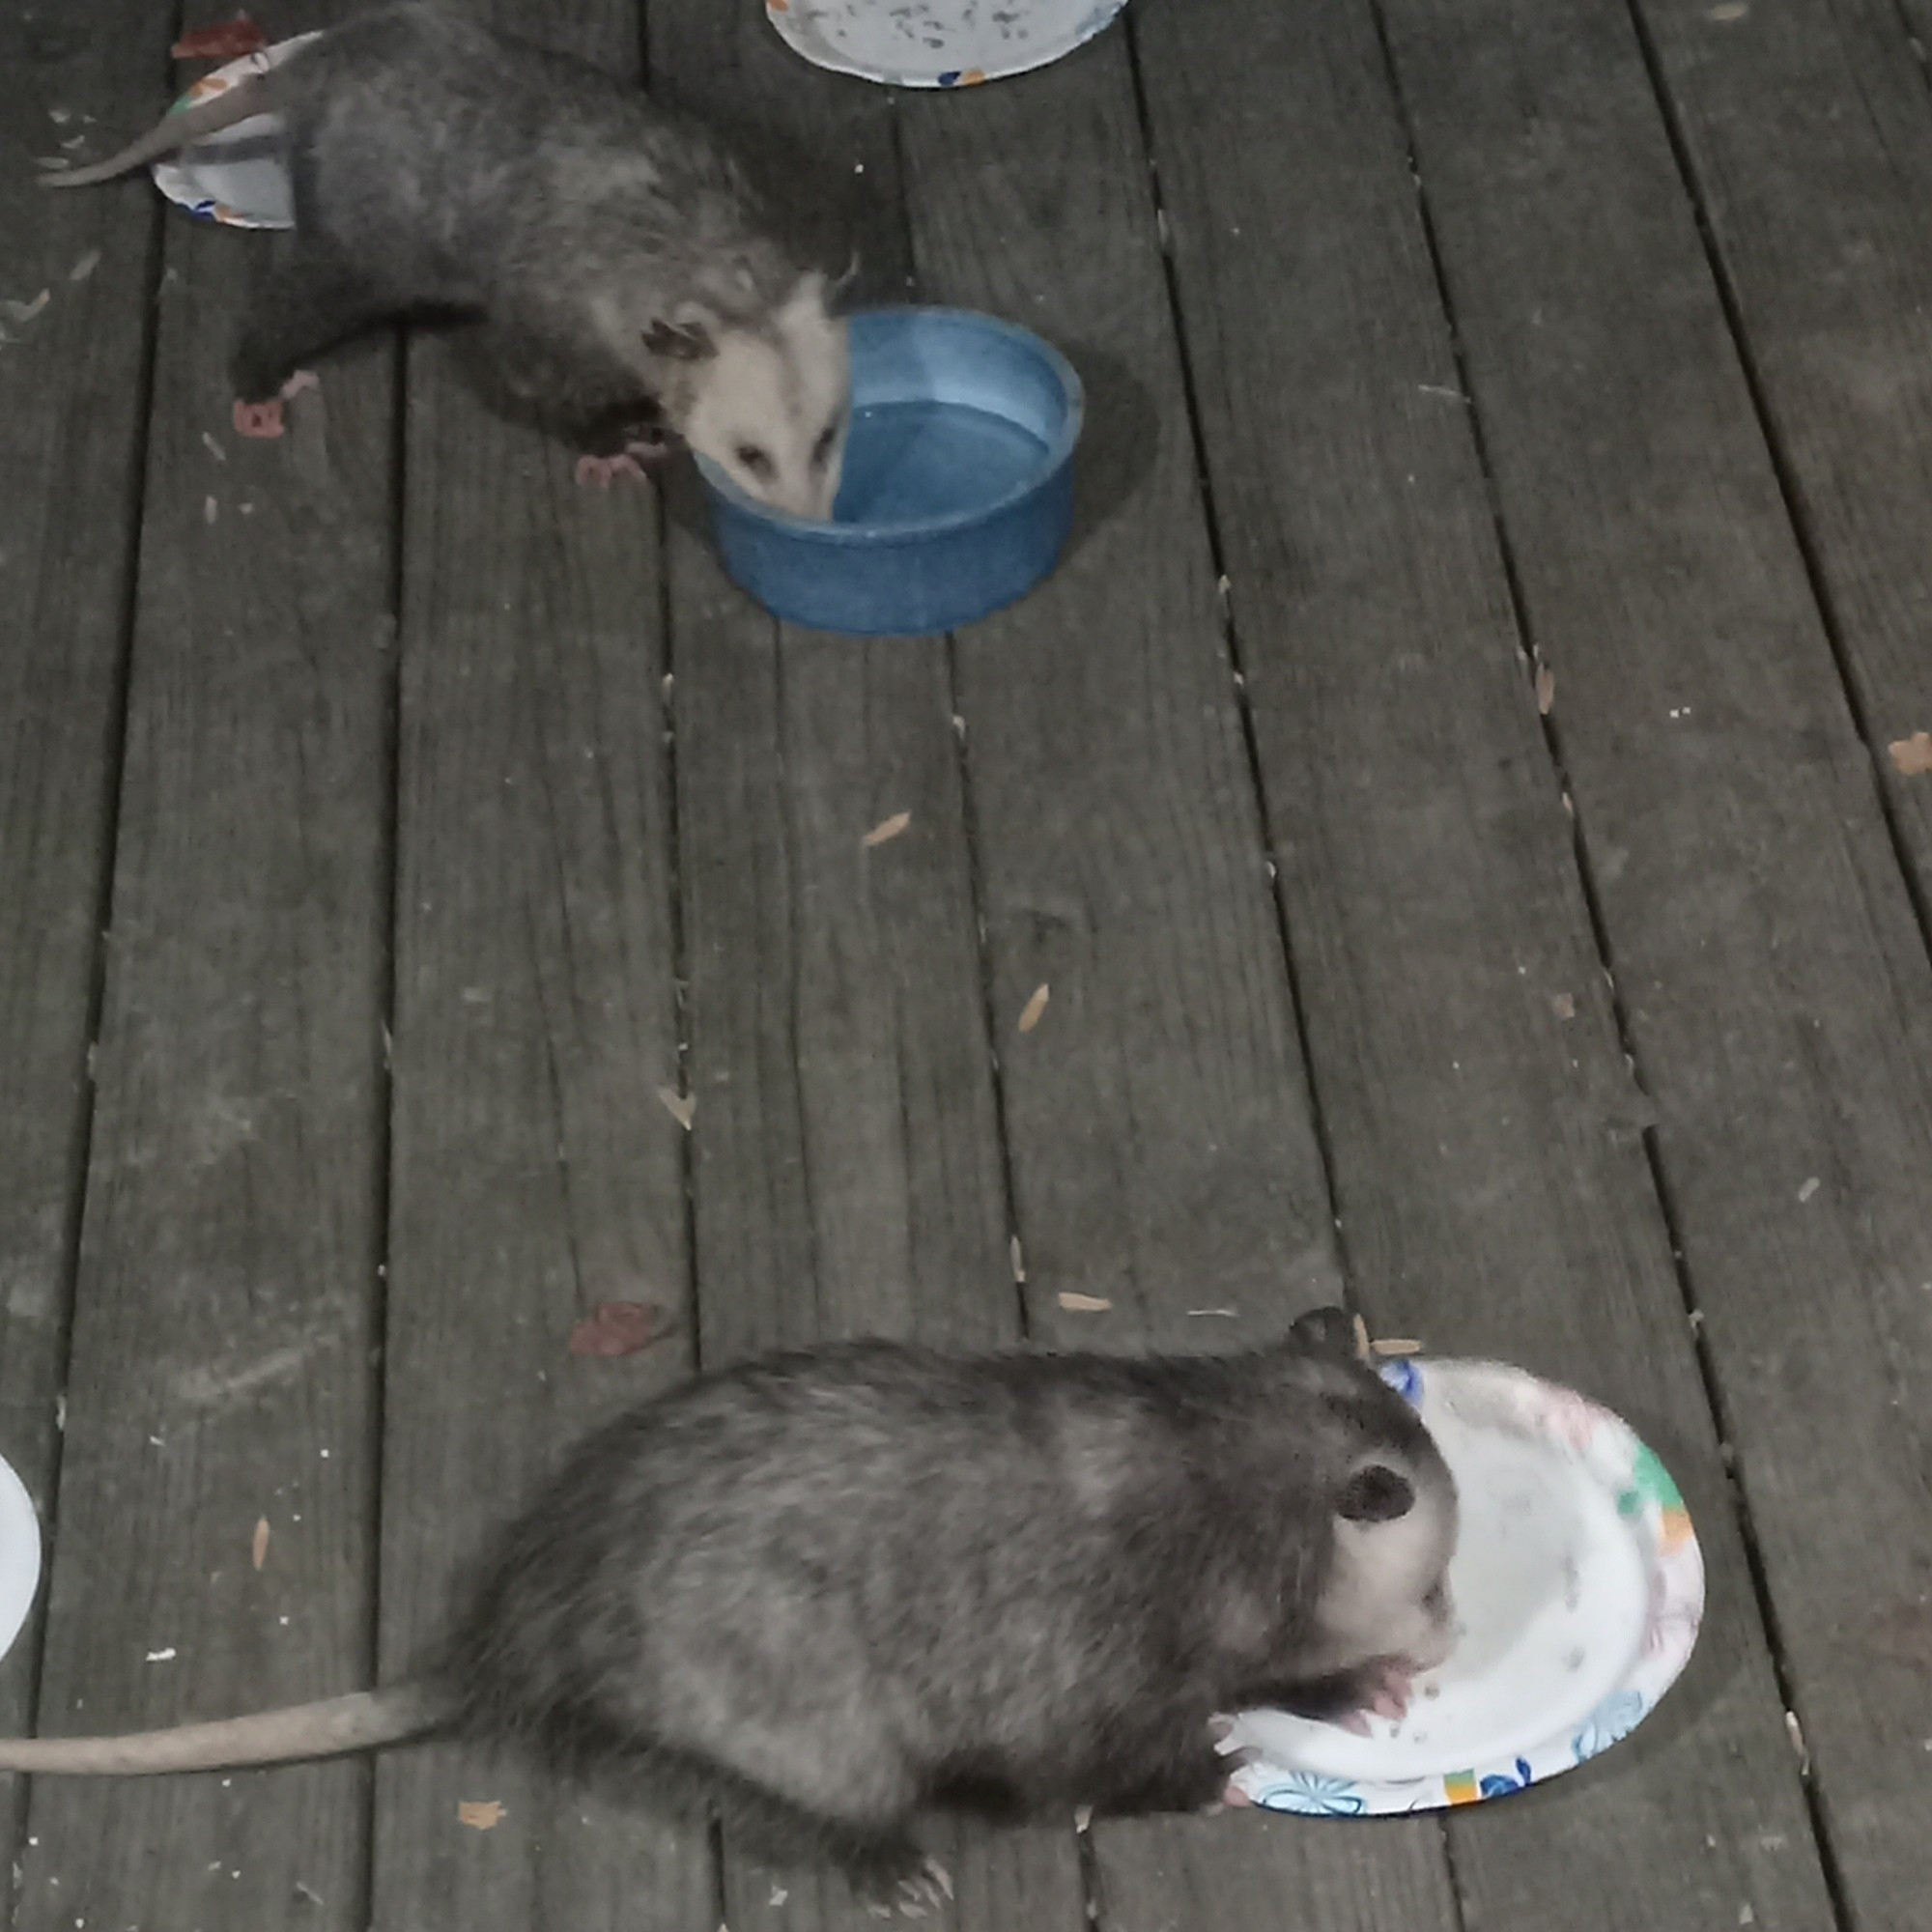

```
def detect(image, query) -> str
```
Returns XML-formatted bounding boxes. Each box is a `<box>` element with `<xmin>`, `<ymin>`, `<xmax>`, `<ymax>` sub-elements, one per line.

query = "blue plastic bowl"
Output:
<box><xmin>696</xmin><ymin>306</ymin><xmax>1084</xmax><ymax>638</ymax></box>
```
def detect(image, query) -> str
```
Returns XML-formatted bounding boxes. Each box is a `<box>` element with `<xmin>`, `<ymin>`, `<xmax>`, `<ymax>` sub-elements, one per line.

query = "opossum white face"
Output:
<box><xmin>651</xmin><ymin>274</ymin><xmax>851</xmax><ymax>521</ymax></box>
<box><xmin>1318</xmin><ymin>1451</ymin><xmax>1461</xmax><ymax>1674</ymax></box>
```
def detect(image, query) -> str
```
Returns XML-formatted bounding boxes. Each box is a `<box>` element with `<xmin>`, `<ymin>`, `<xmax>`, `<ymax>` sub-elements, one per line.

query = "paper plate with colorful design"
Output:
<box><xmin>765</xmin><ymin>0</ymin><xmax>1126</xmax><ymax>89</ymax></box>
<box><xmin>147</xmin><ymin>33</ymin><xmax>320</xmax><ymax>230</ymax></box>
<box><xmin>1223</xmin><ymin>1357</ymin><xmax>1704</xmax><ymax>1817</ymax></box>
<box><xmin>0</xmin><ymin>1450</ymin><xmax>42</xmax><ymax>1666</ymax></box>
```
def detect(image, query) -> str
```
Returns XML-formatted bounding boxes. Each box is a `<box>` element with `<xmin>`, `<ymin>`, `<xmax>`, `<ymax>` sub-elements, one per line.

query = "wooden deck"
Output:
<box><xmin>4</xmin><ymin>0</ymin><xmax>1931</xmax><ymax>1924</ymax></box>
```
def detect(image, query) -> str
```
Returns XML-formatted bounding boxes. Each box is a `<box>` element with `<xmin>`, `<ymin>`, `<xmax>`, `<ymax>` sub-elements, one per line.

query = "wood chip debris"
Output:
<box><xmin>1889</xmin><ymin>731</ymin><xmax>1932</xmax><ymax>776</ymax></box>
<box><xmin>1017</xmin><ymin>983</ymin><xmax>1049</xmax><ymax>1034</ymax></box>
<box><xmin>204</xmin><ymin>495</ymin><xmax>218</xmax><ymax>525</ymax></box>
<box><xmin>1370</xmin><ymin>1337</ymin><xmax>1422</xmax><ymax>1356</ymax></box>
<box><xmin>457</xmin><ymin>1800</ymin><xmax>505</xmax><ymax>1831</ymax></box>
<box><xmin>252</xmin><ymin>1517</ymin><xmax>270</xmax><ymax>1571</ymax></box>
<box><xmin>69</xmin><ymin>250</ymin><xmax>100</xmax><ymax>283</ymax></box>
<box><xmin>861</xmin><ymin>810</ymin><xmax>911</xmax><ymax>848</ymax></box>
<box><xmin>1352</xmin><ymin>1313</ymin><xmax>1371</xmax><ymax>1361</ymax></box>
<box><xmin>568</xmin><ymin>1301</ymin><xmax>670</xmax><ymax>1358</ymax></box>
<box><xmin>202</xmin><ymin>430</ymin><xmax>227</xmax><ymax>462</ymax></box>
<box><xmin>1708</xmin><ymin>1</ymin><xmax>1748</xmax><ymax>16</ymax></box>
<box><xmin>1535</xmin><ymin>665</ymin><xmax>1556</xmax><ymax>715</ymax></box>
<box><xmin>1797</xmin><ymin>1176</ymin><xmax>1820</xmax><ymax>1203</ymax></box>
<box><xmin>145</xmin><ymin>1647</ymin><xmax>177</xmax><ymax>1662</ymax></box>
<box><xmin>1057</xmin><ymin>1292</ymin><xmax>1112</xmax><ymax>1314</ymax></box>
<box><xmin>656</xmin><ymin>1084</ymin><xmax>695</xmax><ymax>1130</ymax></box>
<box><xmin>1009</xmin><ymin>1236</ymin><xmax>1026</xmax><ymax>1284</ymax></box>
<box><xmin>1550</xmin><ymin>991</ymin><xmax>1576</xmax><ymax>1019</ymax></box>
<box><xmin>1</xmin><ymin>290</ymin><xmax>50</xmax><ymax>326</ymax></box>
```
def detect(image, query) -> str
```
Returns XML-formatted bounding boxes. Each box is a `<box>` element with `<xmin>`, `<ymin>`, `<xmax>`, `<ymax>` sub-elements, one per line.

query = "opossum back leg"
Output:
<box><xmin>618</xmin><ymin>1740</ymin><xmax>930</xmax><ymax>1900</ymax></box>
<box><xmin>231</xmin><ymin>246</ymin><xmax>392</xmax><ymax>403</ymax></box>
<box><xmin>447</xmin><ymin>319</ymin><xmax>660</xmax><ymax>456</ymax></box>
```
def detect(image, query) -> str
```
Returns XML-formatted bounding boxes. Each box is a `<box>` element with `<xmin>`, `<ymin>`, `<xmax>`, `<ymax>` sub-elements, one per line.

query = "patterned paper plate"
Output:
<box><xmin>765</xmin><ymin>0</ymin><xmax>1127</xmax><ymax>89</ymax></box>
<box><xmin>0</xmin><ymin>1451</ymin><xmax>42</xmax><ymax>1666</ymax></box>
<box><xmin>1223</xmin><ymin>1357</ymin><xmax>1704</xmax><ymax>1816</ymax></box>
<box><xmin>148</xmin><ymin>32</ymin><xmax>320</xmax><ymax>230</ymax></box>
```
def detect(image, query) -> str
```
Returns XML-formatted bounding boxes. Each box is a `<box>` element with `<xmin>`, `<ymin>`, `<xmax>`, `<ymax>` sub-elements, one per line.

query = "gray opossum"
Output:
<box><xmin>43</xmin><ymin>4</ymin><xmax>849</xmax><ymax>514</ymax></box>
<box><xmin>0</xmin><ymin>1308</ymin><xmax>1456</xmax><ymax>1910</ymax></box>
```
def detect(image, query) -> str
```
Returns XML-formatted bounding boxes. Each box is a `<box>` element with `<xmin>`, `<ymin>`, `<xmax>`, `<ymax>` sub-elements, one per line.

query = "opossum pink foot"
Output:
<box><xmin>623</xmin><ymin>434</ymin><xmax>676</xmax><ymax>468</ymax></box>
<box><xmin>233</xmin><ymin>397</ymin><xmax>285</xmax><ymax>440</ymax></box>
<box><xmin>1217</xmin><ymin>1777</ymin><xmax>1255</xmax><ymax>1810</ymax></box>
<box><xmin>1360</xmin><ymin>1659</ymin><xmax>1416</xmax><ymax>1722</ymax></box>
<box><xmin>575</xmin><ymin>451</ymin><xmax>647</xmax><ymax>489</ymax></box>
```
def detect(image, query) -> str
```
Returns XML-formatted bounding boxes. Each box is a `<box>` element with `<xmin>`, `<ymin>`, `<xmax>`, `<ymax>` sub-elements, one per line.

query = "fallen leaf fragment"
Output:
<box><xmin>1866</xmin><ymin>1600</ymin><xmax>1932</xmax><ymax>1668</ymax></box>
<box><xmin>252</xmin><ymin>1516</ymin><xmax>270</xmax><ymax>1571</ymax></box>
<box><xmin>862</xmin><ymin>810</ymin><xmax>911</xmax><ymax>848</ymax></box>
<box><xmin>656</xmin><ymin>1084</ymin><xmax>695</xmax><ymax>1130</ymax></box>
<box><xmin>173</xmin><ymin>14</ymin><xmax>269</xmax><ymax>59</ymax></box>
<box><xmin>568</xmin><ymin>1301</ymin><xmax>670</xmax><ymax>1358</ymax></box>
<box><xmin>1889</xmin><ymin>731</ymin><xmax>1932</xmax><ymax>776</ymax></box>
<box><xmin>1535</xmin><ymin>665</ymin><xmax>1555</xmax><ymax>715</ymax></box>
<box><xmin>1017</xmin><ymin>983</ymin><xmax>1049</xmax><ymax>1034</ymax></box>
<box><xmin>457</xmin><ymin>1800</ymin><xmax>505</xmax><ymax>1831</ymax></box>
<box><xmin>1057</xmin><ymin>1292</ymin><xmax>1112</xmax><ymax>1314</ymax></box>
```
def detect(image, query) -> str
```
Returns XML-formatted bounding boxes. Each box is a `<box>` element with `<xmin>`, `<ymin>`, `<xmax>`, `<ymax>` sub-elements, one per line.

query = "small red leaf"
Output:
<box><xmin>172</xmin><ymin>14</ymin><xmax>269</xmax><ymax>59</ymax></box>
<box><xmin>568</xmin><ymin>1301</ymin><xmax>670</xmax><ymax>1358</ymax></box>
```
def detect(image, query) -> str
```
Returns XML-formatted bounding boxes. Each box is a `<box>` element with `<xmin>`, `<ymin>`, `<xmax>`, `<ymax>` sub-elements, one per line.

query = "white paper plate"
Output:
<box><xmin>148</xmin><ymin>33</ymin><xmax>321</xmax><ymax>231</ymax></box>
<box><xmin>1224</xmin><ymin>1357</ymin><xmax>1703</xmax><ymax>1816</ymax></box>
<box><xmin>765</xmin><ymin>0</ymin><xmax>1127</xmax><ymax>89</ymax></box>
<box><xmin>0</xmin><ymin>1451</ymin><xmax>43</xmax><ymax>1666</ymax></box>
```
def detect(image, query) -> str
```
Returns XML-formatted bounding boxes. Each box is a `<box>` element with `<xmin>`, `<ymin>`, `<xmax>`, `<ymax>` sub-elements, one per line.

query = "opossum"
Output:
<box><xmin>0</xmin><ymin>1308</ymin><xmax>1456</xmax><ymax>1910</ymax></box>
<box><xmin>42</xmin><ymin>3</ymin><xmax>850</xmax><ymax>515</ymax></box>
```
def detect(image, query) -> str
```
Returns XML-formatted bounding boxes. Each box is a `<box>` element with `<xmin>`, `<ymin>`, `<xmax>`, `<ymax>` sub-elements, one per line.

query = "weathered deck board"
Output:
<box><xmin>370</xmin><ymin>0</ymin><xmax>707</xmax><ymax>1925</ymax></box>
<box><xmin>1133</xmin><ymin>0</ymin><xmax>1842</xmax><ymax>1924</ymax></box>
<box><xmin>649</xmin><ymin>9</ymin><xmax>1083</xmax><ymax>1929</ymax></box>
<box><xmin>891</xmin><ymin>31</ymin><xmax>1461</xmax><ymax>1932</ymax></box>
<box><xmin>1639</xmin><ymin>0</ymin><xmax>1932</xmax><ymax>904</ymax></box>
<box><xmin>0</xmin><ymin>0</ymin><xmax>166</xmax><ymax>1768</ymax></box>
<box><xmin>1375</xmin><ymin>0</ymin><xmax>1932</xmax><ymax>1922</ymax></box>
<box><xmin>12</xmin><ymin>3</ymin><xmax>397</xmax><ymax>1926</ymax></box>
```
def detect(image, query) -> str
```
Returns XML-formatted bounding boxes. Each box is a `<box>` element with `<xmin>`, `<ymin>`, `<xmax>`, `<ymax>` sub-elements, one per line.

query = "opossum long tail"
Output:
<box><xmin>0</xmin><ymin>1682</ymin><xmax>449</xmax><ymax>1775</ymax></box>
<box><xmin>39</xmin><ymin>77</ymin><xmax>275</xmax><ymax>190</ymax></box>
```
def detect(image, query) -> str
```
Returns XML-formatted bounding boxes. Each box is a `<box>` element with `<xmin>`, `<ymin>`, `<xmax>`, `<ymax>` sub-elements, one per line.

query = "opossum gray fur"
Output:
<box><xmin>0</xmin><ymin>1309</ymin><xmax>1457</xmax><ymax>1908</ymax></box>
<box><xmin>42</xmin><ymin>4</ymin><xmax>850</xmax><ymax>515</ymax></box>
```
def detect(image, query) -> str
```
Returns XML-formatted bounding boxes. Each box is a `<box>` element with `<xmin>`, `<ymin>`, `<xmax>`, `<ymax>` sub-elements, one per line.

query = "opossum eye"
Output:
<box><xmin>1337</xmin><ymin>1463</ymin><xmax>1415</xmax><ymax>1523</ymax></box>
<box><xmin>734</xmin><ymin>444</ymin><xmax>775</xmax><ymax>480</ymax></box>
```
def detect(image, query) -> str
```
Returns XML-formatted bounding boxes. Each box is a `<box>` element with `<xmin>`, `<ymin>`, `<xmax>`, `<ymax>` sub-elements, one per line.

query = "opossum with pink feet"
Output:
<box><xmin>44</xmin><ymin>2</ymin><xmax>850</xmax><ymax>509</ymax></box>
<box><xmin>0</xmin><ymin>1308</ymin><xmax>1457</xmax><ymax>1915</ymax></box>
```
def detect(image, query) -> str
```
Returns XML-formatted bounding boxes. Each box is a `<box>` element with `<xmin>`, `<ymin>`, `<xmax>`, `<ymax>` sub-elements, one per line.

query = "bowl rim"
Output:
<box><xmin>695</xmin><ymin>304</ymin><xmax>1086</xmax><ymax>544</ymax></box>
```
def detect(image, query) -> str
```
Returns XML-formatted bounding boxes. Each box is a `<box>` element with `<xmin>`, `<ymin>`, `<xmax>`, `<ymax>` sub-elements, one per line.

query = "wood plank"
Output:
<box><xmin>890</xmin><ymin>30</ymin><xmax>1463</xmax><ymax>1932</ymax></box>
<box><xmin>1640</xmin><ymin>0</ymin><xmax>1932</xmax><ymax>901</ymax></box>
<box><xmin>1350</xmin><ymin>0</ymin><xmax>1932</xmax><ymax>1920</ymax></box>
<box><xmin>1132</xmin><ymin>0</ymin><xmax>1845</xmax><ymax>1923</ymax></box>
<box><xmin>10</xmin><ymin>5</ymin><xmax>396</xmax><ymax>1929</ymax></box>
<box><xmin>369</xmin><ymin>0</ymin><xmax>710</xmax><ymax>1927</ymax></box>
<box><xmin>648</xmin><ymin>12</ymin><xmax>1080</xmax><ymax>1932</ymax></box>
<box><xmin>0</xmin><ymin>0</ymin><xmax>168</xmax><ymax>1761</ymax></box>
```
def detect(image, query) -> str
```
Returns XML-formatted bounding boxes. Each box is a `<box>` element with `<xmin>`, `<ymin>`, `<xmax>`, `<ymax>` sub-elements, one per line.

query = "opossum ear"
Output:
<box><xmin>1337</xmin><ymin>1463</ymin><xmax>1415</xmax><ymax>1523</ymax></box>
<box><xmin>642</xmin><ymin>316</ymin><xmax>716</xmax><ymax>361</ymax></box>
<box><xmin>1289</xmin><ymin>1305</ymin><xmax>1358</xmax><ymax>1361</ymax></box>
